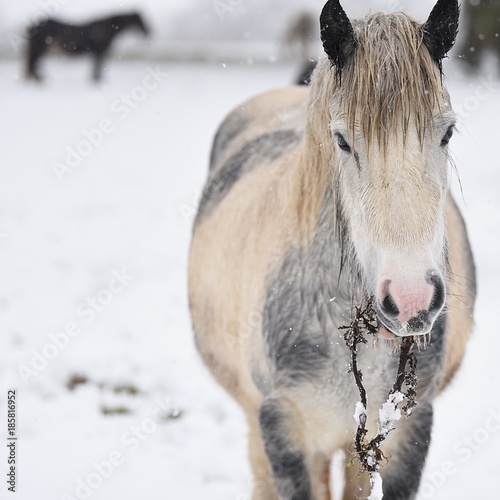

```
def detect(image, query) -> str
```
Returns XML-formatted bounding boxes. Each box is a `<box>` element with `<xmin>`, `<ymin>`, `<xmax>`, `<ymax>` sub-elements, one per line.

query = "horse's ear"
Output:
<box><xmin>320</xmin><ymin>0</ymin><xmax>356</xmax><ymax>81</ymax></box>
<box><xmin>423</xmin><ymin>0</ymin><xmax>460</xmax><ymax>71</ymax></box>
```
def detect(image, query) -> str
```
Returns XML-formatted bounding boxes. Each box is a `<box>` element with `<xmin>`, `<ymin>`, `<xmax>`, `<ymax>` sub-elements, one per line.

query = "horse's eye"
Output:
<box><xmin>441</xmin><ymin>126</ymin><xmax>454</xmax><ymax>147</ymax></box>
<box><xmin>336</xmin><ymin>133</ymin><xmax>352</xmax><ymax>153</ymax></box>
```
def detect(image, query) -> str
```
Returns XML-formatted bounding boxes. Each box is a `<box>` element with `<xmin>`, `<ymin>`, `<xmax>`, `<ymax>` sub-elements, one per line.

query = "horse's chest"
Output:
<box><xmin>262</xmin><ymin>273</ymin><xmax>398</xmax><ymax>400</ymax></box>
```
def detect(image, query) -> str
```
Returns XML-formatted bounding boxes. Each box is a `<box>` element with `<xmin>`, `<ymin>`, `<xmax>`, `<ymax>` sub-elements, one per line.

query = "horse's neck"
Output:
<box><xmin>119</xmin><ymin>16</ymin><xmax>140</xmax><ymax>31</ymax></box>
<box><xmin>105</xmin><ymin>16</ymin><xmax>133</xmax><ymax>31</ymax></box>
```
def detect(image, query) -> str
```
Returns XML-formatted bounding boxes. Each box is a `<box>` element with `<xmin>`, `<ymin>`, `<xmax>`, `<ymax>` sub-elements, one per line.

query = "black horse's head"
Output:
<box><xmin>127</xmin><ymin>12</ymin><xmax>149</xmax><ymax>36</ymax></box>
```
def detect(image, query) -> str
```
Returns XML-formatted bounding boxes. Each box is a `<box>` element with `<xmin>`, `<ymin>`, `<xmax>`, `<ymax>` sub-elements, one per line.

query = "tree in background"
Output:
<box><xmin>282</xmin><ymin>12</ymin><xmax>318</xmax><ymax>85</ymax></box>
<box><xmin>459</xmin><ymin>0</ymin><xmax>500</xmax><ymax>71</ymax></box>
<box><xmin>283</xmin><ymin>12</ymin><xmax>316</xmax><ymax>62</ymax></box>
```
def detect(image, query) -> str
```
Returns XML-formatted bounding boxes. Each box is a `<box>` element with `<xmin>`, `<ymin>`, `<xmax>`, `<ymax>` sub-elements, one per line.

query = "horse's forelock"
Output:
<box><xmin>317</xmin><ymin>13</ymin><xmax>446</xmax><ymax>152</ymax></box>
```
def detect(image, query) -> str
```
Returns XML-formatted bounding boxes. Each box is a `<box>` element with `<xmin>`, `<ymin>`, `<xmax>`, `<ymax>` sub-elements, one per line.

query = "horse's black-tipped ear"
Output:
<box><xmin>423</xmin><ymin>0</ymin><xmax>460</xmax><ymax>70</ymax></box>
<box><xmin>320</xmin><ymin>0</ymin><xmax>356</xmax><ymax>80</ymax></box>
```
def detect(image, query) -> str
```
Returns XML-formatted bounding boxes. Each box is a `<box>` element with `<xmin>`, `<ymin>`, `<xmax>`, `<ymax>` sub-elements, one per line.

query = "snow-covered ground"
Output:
<box><xmin>0</xmin><ymin>56</ymin><xmax>499</xmax><ymax>500</ymax></box>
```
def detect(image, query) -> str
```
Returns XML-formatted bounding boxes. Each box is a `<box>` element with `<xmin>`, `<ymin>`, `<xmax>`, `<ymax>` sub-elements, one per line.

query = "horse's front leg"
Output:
<box><xmin>92</xmin><ymin>53</ymin><xmax>105</xmax><ymax>81</ymax></box>
<box><xmin>256</xmin><ymin>397</ymin><xmax>331</xmax><ymax>500</ymax></box>
<box><xmin>26</xmin><ymin>40</ymin><xmax>46</xmax><ymax>81</ymax></box>
<box><xmin>246</xmin><ymin>415</ymin><xmax>280</xmax><ymax>500</ymax></box>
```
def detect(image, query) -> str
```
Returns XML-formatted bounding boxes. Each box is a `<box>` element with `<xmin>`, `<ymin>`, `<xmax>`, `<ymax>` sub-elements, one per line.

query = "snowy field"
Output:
<box><xmin>0</xmin><ymin>56</ymin><xmax>499</xmax><ymax>500</ymax></box>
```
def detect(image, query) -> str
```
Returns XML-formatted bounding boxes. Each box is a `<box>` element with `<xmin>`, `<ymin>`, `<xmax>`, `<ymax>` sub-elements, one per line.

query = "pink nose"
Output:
<box><xmin>377</xmin><ymin>270</ymin><xmax>445</xmax><ymax>335</ymax></box>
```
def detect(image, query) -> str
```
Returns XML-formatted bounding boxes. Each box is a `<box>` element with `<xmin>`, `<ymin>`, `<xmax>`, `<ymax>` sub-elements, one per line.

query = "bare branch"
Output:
<box><xmin>340</xmin><ymin>297</ymin><xmax>419</xmax><ymax>489</ymax></box>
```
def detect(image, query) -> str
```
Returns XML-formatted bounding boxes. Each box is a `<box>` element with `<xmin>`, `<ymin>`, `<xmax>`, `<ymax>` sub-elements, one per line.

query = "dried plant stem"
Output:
<box><xmin>340</xmin><ymin>297</ymin><xmax>418</xmax><ymax>485</ymax></box>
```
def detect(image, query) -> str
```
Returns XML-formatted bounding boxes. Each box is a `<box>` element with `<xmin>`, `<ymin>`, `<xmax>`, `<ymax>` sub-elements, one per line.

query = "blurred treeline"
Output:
<box><xmin>459</xmin><ymin>0</ymin><xmax>500</xmax><ymax>71</ymax></box>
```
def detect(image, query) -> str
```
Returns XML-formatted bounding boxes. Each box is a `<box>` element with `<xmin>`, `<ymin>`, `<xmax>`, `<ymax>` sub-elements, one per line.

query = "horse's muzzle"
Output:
<box><xmin>376</xmin><ymin>269</ymin><xmax>446</xmax><ymax>337</ymax></box>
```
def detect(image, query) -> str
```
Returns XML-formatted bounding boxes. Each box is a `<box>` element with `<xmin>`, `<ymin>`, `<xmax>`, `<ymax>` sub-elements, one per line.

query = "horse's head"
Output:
<box><xmin>317</xmin><ymin>0</ymin><xmax>459</xmax><ymax>338</ymax></box>
<box><xmin>129</xmin><ymin>12</ymin><xmax>149</xmax><ymax>36</ymax></box>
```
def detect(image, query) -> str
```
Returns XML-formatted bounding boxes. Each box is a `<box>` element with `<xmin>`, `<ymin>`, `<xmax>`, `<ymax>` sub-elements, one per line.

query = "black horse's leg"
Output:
<box><xmin>26</xmin><ymin>37</ymin><xmax>47</xmax><ymax>81</ymax></box>
<box><xmin>92</xmin><ymin>53</ymin><xmax>105</xmax><ymax>82</ymax></box>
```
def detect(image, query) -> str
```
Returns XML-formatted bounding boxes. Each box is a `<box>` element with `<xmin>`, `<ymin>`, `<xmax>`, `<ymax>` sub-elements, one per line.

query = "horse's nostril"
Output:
<box><xmin>381</xmin><ymin>293</ymin><xmax>400</xmax><ymax>318</ymax></box>
<box><xmin>426</xmin><ymin>270</ymin><xmax>446</xmax><ymax>314</ymax></box>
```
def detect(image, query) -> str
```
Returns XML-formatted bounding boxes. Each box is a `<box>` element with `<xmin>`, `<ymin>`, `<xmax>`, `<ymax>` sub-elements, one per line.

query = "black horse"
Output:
<box><xmin>26</xmin><ymin>12</ymin><xmax>149</xmax><ymax>81</ymax></box>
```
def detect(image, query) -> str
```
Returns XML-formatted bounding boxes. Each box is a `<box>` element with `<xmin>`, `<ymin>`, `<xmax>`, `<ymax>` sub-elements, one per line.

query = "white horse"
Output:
<box><xmin>189</xmin><ymin>0</ymin><xmax>476</xmax><ymax>498</ymax></box>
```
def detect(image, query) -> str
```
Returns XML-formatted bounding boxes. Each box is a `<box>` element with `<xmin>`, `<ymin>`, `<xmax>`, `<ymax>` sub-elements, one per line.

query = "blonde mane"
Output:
<box><xmin>296</xmin><ymin>12</ymin><xmax>447</xmax><ymax>232</ymax></box>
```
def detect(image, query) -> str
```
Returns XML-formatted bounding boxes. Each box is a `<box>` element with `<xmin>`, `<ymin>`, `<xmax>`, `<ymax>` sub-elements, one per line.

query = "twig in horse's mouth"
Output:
<box><xmin>340</xmin><ymin>297</ymin><xmax>418</xmax><ymax>496</ymax></box>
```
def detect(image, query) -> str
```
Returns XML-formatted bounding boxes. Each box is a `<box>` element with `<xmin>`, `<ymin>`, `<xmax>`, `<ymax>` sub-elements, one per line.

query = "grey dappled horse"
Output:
<box><xmin>189</xmin><ymin>1</ymin><xmax>476</xmax><ymax>498</ymax></box>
